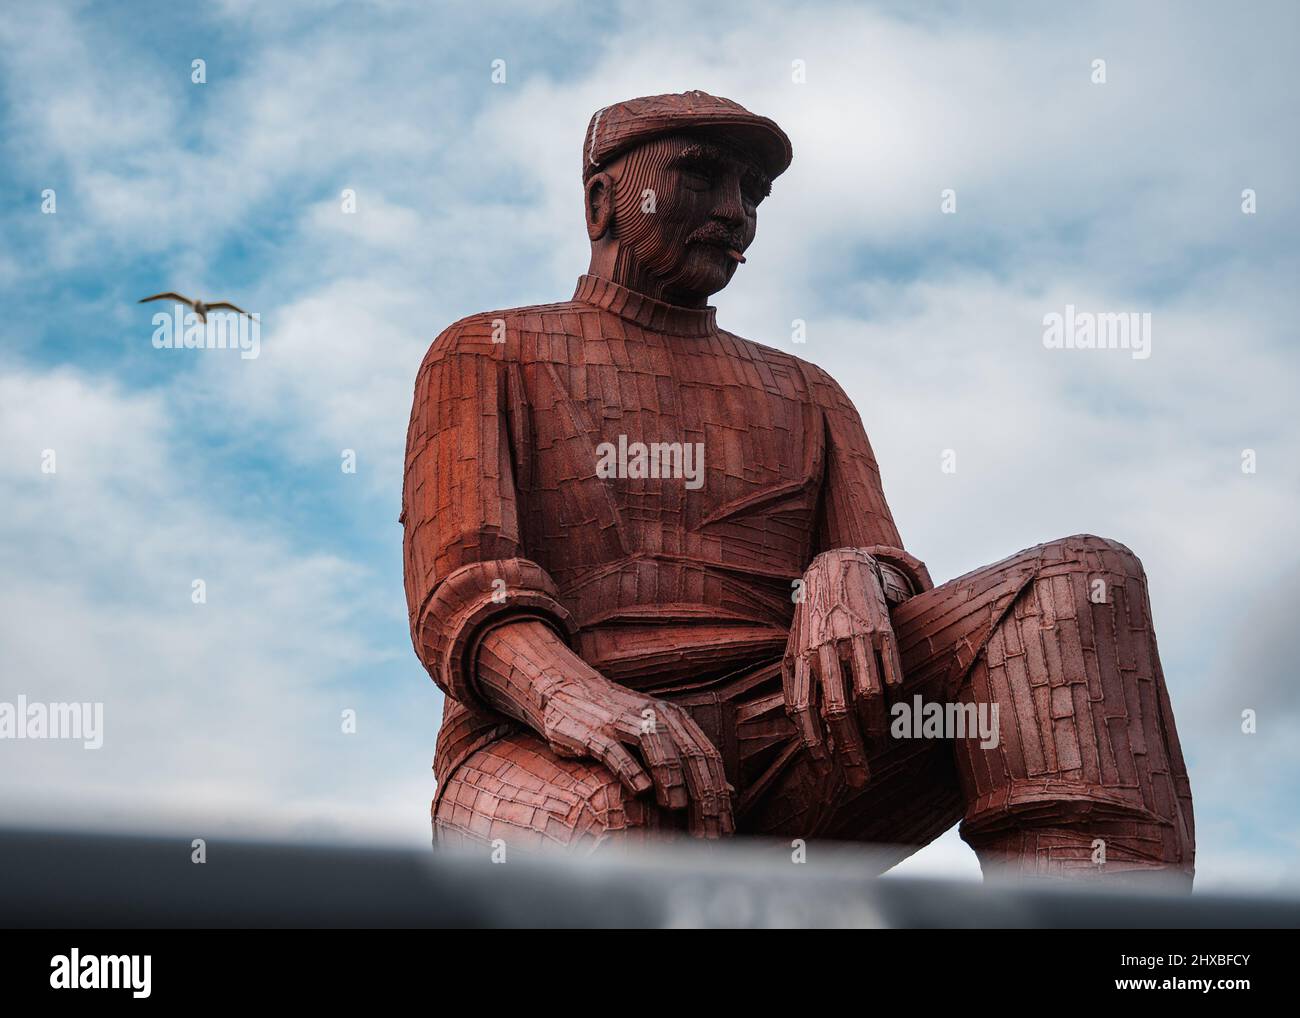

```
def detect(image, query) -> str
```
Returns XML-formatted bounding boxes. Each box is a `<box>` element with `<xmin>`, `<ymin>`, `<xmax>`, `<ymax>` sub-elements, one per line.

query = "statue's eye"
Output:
<box><xmin>680</xmin><ymin>166</ymin><xmax>713</xmax><ymax>190</ymax></box>
<box><xmin>742</xmin><ymin>175</ymin><xmax>770</xmax><ymax>207</ymax></box>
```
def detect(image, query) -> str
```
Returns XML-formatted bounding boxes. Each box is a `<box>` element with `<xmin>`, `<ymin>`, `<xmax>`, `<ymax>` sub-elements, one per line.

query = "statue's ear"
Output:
<box><xmin>585</xmin><ymin>172</ymin><xmax>615</xmax><ymax>240</ymax></box>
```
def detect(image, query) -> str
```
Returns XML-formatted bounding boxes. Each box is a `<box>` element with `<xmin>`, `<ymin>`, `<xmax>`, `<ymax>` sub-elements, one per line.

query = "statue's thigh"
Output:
<box><xmin>433</xmin><ymin>730</ymin><xmax>669</xmax><ymax>854</ymax></box>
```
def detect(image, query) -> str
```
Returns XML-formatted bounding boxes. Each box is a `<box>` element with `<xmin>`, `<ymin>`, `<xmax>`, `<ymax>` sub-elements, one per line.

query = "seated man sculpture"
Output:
<box><xmin>402</xmin><ymin>91</ymin><xmax>1195</xmax><ymax>882</ymax></box>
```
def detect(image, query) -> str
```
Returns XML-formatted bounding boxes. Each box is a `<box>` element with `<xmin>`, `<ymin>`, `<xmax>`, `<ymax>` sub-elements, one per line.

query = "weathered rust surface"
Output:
<box><xmin>402</xmin><ymin>91</ymin><xmax>1194</xmax><ymax>883</ymax></box>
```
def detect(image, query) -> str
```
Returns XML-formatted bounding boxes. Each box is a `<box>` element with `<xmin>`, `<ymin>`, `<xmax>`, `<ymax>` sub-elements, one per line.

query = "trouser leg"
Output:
<box><xmin>947</xmin><ymin>535</ymin><xmax>1195</xmax><ymax>884</ymax></box>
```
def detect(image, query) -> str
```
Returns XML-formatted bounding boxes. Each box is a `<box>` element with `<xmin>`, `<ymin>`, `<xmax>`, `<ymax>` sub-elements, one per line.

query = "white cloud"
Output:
<box><xmin>0</xmin><ymin>366</ymin><xmax>434</xmax><ymax>844</ymax></box>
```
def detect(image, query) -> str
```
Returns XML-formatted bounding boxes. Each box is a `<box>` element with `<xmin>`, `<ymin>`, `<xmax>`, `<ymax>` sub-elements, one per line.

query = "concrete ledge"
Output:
<box><xmin>1</xmin><ymin>827</ymin><xmax>1296</xmax><ymax>928</ymax></box>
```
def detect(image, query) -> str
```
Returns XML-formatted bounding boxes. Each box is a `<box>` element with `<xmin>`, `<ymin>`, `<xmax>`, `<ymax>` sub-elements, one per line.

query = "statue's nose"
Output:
<box><xmin>711</xmin><ymin>201</ymin><xmax>744</xmax><ymax>230</ymax></box>
<box><xmin>711</xmin><ymin>182</ymin><xmax>746</xmax><ymax>229</ymax></box>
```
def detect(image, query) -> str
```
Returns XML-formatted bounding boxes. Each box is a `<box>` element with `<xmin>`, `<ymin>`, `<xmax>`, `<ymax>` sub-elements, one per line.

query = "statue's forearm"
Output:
<box><xmin>473</xmin><ymin>618</ymin><xmax>608</xmax><ymax>733</ymax></box>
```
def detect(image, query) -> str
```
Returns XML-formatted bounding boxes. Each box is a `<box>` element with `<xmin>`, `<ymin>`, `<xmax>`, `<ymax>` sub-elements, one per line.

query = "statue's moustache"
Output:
<box><xmin>688</xmin><ymin>226</ymin><xmax>747</xmax><ymax>263</ymax></box>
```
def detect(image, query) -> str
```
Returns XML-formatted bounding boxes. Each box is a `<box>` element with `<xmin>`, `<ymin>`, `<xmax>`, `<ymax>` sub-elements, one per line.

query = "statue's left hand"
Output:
<box><xmin>783</xmin><ymin>548</ymin><xmax>906</xmax><ymax>788</ymax></box>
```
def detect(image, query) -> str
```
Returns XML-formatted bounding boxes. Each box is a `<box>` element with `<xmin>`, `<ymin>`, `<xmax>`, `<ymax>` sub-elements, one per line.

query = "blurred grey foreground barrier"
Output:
<box><xmin>1</xmin><ymin>827</ymin><xmax>1296</xmax><ymax>929</ymax></box>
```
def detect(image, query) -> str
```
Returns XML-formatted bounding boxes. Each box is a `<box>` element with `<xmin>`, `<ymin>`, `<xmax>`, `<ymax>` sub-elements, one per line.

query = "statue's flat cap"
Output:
<box><xmin>582</xmin><ymin>90</ymin><xmax>792</xmax><ymax>182</ymax></box>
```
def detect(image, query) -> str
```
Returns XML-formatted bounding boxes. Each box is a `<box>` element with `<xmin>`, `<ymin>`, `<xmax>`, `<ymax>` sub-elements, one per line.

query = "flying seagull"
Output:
<box><xmin>138</xmin><ymin>292</ymin><xmax>250</xmax><ymax>322</ymax></box>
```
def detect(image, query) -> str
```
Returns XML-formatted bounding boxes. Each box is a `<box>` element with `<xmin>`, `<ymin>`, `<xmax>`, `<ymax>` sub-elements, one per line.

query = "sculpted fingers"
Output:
<box><xmin>878</xmin><ymin>628</ymin><xmax>905</xmax><ymax>693</ymax></box>
<box><xmin>817</xmin><ymin>642</ymin><xmax>870</xmax><ymax>788</ymax></box>
<box><xmin>781</xmin><ymin>550</ymin><xmax>913</xmax><ymax>786</ymax></box>
<box><xmin>584</xmin><ymin>728</ymin><xmax>654</xmax><ymax>797</ymax></box>
<box><xmin>631</xmin><ymin>725</ymin><xmax>690</xmax><ymax>811</ymax></box>
<box><xmin>850</xmin><ymin>635</ymin><xmax>889</xmax><ymax>740</ymax></box>
<box><xmin>785</xmin><ymin>652</ymin><xmax>826</xmax><ymax>761</ymax></box>
<box><xmin>659</xmin><ymin>707</ymin><xmax>734</xmax><ymax>838</ymax></box>
<box><xmin>542</xmin><ymin>701</ymin><xmax>595</xmax><ymax>759</ymax></box>
<box><xmin>535</xmin><ymin>680</ymin><xmax>735</xmax><ymax>837</ymax></box>
<box><xmin>543</xmin><ymin>693</ymin><xmax>654</xmax><ymax>798</ymax></box>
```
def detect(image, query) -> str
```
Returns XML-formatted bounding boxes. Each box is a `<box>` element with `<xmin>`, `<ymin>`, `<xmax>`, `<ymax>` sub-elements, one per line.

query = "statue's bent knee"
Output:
<box><xmin>432</xmin><ymin>732</ymin><xmax>664</xmax><ymax>854</ymax></box>
<box><xmin>953</xmin><ymin>533</ymin><xmax>1194</xmax><ymax>882</ymax></box>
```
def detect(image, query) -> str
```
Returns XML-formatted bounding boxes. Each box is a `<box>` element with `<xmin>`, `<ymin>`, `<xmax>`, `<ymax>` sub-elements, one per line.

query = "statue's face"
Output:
<box><xmin>599</xmin><ymin>134</ymin><xmax>771</xmax><ymax>304</ymax></box>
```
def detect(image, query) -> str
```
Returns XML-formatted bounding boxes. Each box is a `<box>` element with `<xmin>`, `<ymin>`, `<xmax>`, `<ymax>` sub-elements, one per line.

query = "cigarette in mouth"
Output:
<box><xmin>726</xmin><ymin>249</ymin><xmax>747</xmax><ymax>263</ymax></box>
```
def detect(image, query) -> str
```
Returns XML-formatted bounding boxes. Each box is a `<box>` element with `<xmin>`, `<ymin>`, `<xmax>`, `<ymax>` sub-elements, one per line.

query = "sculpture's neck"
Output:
<box><xmin>573</xmin><ymin>274</ymin><xmax>718</xmax><ymax>337</ymax></box>
<box><xmin>586</xmin><ymin>239</ymin><xmax>714</xmax><ymax>309</ymax></box>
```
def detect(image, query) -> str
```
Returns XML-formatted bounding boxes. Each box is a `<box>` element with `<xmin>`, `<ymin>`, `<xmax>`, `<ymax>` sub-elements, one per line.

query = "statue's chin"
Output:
<box><xmin>662</xmin><ymin>247</ymin><xmax>735</xmax><ymax>304</ymax></box>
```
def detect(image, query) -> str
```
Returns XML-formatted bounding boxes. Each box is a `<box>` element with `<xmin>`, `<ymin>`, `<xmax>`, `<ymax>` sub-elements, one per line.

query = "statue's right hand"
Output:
<box><xmin>539</xmin><ymin>678</ymin><xmax>735</xmax><ymax>839</ymax></box>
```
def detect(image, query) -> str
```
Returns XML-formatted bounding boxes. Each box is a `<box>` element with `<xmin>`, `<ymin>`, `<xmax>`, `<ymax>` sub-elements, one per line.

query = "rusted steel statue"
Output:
<box><xmin>402</xmin><ymin>91</ymin><xmax>1194</xmax><ymax>882</ymax></box>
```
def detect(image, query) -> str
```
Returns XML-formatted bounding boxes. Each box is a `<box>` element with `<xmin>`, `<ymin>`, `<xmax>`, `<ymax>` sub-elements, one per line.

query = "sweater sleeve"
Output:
<box><xmin>810</xmin><ymin>366</ymin><xmax>933</xmax><ymax>595</ymax></box>
<box><xmin>402</xmin><ymin>317</ymin><xmax>576</xmax><ymax>712</ymax></box>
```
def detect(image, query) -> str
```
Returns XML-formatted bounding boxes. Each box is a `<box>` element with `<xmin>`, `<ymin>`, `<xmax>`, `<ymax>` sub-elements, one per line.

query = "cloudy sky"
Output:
<box><xmin>1</xmin><ymin>0</ymin><xmax>1296</xmax><ymax>889</ymax></box>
